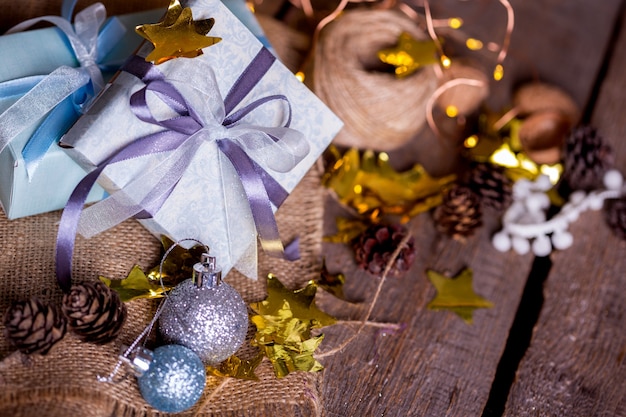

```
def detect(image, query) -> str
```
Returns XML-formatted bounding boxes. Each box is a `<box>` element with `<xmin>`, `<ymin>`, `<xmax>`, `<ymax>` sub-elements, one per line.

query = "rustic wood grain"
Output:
<box><xmin>317</xmin><ymin>1</ymin><xmax>623</xmax><ymax>416</ymax></box>
<box><xmin>318</xmin><ymin>208</ymin><xmax>533</xmax><ymax>417</ymax></box>
<box><xmin>503</xmin><ymin>7</ymin><xmax>626</xmax><ymax>417</ymax></box>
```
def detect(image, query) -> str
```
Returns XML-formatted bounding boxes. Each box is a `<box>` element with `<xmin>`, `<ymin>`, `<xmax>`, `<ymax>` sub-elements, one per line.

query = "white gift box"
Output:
<box><xmin>61</xmin><ymin>0</ymin><xmax>342</xmax><ymax>279</ymax></box>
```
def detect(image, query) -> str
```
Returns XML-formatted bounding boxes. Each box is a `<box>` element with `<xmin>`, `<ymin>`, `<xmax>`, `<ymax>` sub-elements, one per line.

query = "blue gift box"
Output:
<box><xmin>221</xmin><ymin>0</ymin><xmax>274</xmax><ymax>51</ymax></box>
<box><xmin>0</xmin><ymin>8</ymin><xmax>164</xmax><ymax>220</ymax></box>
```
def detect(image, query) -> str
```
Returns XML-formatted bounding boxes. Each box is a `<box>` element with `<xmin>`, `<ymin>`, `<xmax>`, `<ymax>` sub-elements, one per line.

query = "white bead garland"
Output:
<box><xmin>493</xmin><ymin>170</ymin><xmax>626</xmax><ymax>256</ymax></box>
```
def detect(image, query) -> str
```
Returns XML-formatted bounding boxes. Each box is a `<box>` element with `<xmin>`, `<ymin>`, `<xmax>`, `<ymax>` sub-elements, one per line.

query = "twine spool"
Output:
<box><xmin>256</xmin><ymin>13</ymin><xmax>310</xmax><ymax>73</ymax></box>
<box><xmin>313</xmin><ymin>9</ymin><xmax>438</xmax><ymax>151</ymax></box>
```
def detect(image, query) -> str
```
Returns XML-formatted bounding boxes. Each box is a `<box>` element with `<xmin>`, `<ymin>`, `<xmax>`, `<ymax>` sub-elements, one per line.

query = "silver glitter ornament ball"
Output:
<box><xmin>159</xmin><ymin>271</ymin><xmax>248</xmax><ymax>365</ymax></box>
<box><xmin>137</xmin><ymin>344</ymin><xmax>205</xmax><ymax>413</ymax></box>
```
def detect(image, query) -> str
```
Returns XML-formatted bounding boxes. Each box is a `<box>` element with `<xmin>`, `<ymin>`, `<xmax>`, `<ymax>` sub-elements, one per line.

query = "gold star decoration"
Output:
<box><xmin>378</xmin><ymin>32</ymin><xmax>439</xmax><ymax>78</ymax></box>
<box><xmin>206</xmin><ymin>353</ymin><xmax>264</xmax><ymax>381</ymax></box>
<box><xmin>426</xmin><ymin>268</ymin><xmax>494</xmax><ymax>324</ymax></box>
<box><xmin>249</xmin><ymin>274</ymin><xmax>336</xmax><ymax>378</ymax></box>
<box><xmin>100</xmin><ymin>265</ymin><xmax>173</xmax><ymax>302</ymax></box>
<box><xmin>100</xmin><ymin>236</ymin><xmax>205</xmax><ymax>302</ymax></box>
<box><xmin>322</xmin><ymin>146</ymin><xmax>456</xmax><ymax>222</ymax></box>
<box><xmin>135</xmin><ymin>0</ymin><xmax>222</xmax><ymax>64</ymax></box>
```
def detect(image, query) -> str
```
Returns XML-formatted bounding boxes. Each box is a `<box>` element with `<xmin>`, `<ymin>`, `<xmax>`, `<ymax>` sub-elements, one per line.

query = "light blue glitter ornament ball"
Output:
<box><xmin>137</xmin><ymin>344</ymin><xmax>206</xmax><ymax>413</ymax></box>
<box><xmin>159</xmin><ymin>278</ymin><xmax>248</xmax><ymax>365</ymax></box>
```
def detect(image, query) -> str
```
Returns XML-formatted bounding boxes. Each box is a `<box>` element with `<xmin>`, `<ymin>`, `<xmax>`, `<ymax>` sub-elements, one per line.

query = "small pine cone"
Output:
<box><xmin>465</xmin><ymin>162</ymin><xmax>513</xmax><ymax>211</ymax></box>
<box><xmin>62</xmin><ymin>281</ymin><xmax>127</xmax><ymax>344</ymax></box>
<box><xmin>604</xmin><ymin>197</ymin><xmax>626</xmax><ymax>240</ymax></box>
<box><xmin>4</xmin><ymin>298</ymin><xmax>67</xmax><ymax>355</ymax></box>
<box><xmin>353</xmin><ymin>224</ymin><xmax>416</xmax><ymax>276</ymax></box>
<box><xmin>562</xmin><ymin>125</ymin><xmax>613</xmax><ymax>191</ymax></box>
<box><xmin>433</xmin><ymin>185</ymin><xmax>483</xmax><ymax>240</ymax></box>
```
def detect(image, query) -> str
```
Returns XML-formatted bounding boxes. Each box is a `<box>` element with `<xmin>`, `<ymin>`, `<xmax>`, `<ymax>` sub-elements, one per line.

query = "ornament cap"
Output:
<box><xmin>193</xmin><ymin>254</ymin><xmax>221</xmax><ymax>288</ymax></box>
<box><xmin>119</xmin><ymin>345</ymin><xmax>154</xmax><ymax>377</ymax></box>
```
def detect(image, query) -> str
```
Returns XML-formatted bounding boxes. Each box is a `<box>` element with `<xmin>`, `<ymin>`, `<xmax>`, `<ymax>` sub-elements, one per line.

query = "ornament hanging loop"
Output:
<box><xmin>158</xmin><ymin>238</ymin><xmax>210</xmax><ymax>294</ymax></box>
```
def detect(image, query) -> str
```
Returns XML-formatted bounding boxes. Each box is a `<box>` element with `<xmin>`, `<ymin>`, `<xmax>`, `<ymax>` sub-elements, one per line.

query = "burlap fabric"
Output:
<box><xmin>0</xmin><ymin>165</ymin><xmax>326</xmax><ymax>417</ymax></box>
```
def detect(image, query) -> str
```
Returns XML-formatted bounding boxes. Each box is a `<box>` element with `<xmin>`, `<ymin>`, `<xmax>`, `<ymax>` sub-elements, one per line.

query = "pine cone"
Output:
<box><xmin>562</xmin><ymin>125</ymin><xmax>613</xmax><ymax>191</ymax></box>
<box><xmin>62</xmin><ymin>281</ymin><xmax>127</xmax><ymax>344</ymax></box>
<box><xmin>4</xmin><ymin>298</ymin><xmax>67</xmax><ymax>355</ymax></box>
<box><xmin>604</xmin><ymin>197</ymin><xmax>626</xmax><ymax>240</ymax></box>
<box><xmin>433</xmin><ymin>185</ymin><xmax>482</xmax><ymax>240</ymax></box>
<box><xmin>353</xmin><ymin>224</ymin><xmax>416</xmax><ymax>276</ymax></box>
<box><xmin>465</xmin><ymin>162</ymin><xmax>513</xmax><ymax>211</ymax></box>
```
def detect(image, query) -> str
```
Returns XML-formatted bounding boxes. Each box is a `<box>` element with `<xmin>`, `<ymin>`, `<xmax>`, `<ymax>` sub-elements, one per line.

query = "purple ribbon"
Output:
<box><xmin>56</xmin><ymin>48</ymin><xmax>303</xmax><ymax>291</ymax></box>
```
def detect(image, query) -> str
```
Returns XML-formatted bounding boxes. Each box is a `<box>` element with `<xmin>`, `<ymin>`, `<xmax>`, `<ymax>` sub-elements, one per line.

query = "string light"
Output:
<box><xmin>425</xmin><ymin>78</ymin><xmax>486</xmax><ymax>139</ymax></box>
<box><xmin>288</xmin><ymin>0</ymin><xmax>515</xmax><ymax>140</ymax></box>
<box><xmin>424</xmin><ymin>0</ymin><xmax>446</xmax><ymax>70</ymax></box>
<box><xmin>445</xmin><ymin>105</ymin><xmax>458</xmax><ymax>118</ymax></box>
<box><xmin>448</xmin><ymin>17</ymin><xmax>463</xmax><ymax>29</ymax></box>
<box><xmin>440</xmin><ymin>55</ymin><xmax>452</xmax><ymax>68</ymax></box>
<box><xmin>493</xmin><ymin>64</ymin><xmax>504</xmax><ymax>81</ymax></box>
<box><xmin>465</xmin><ymin>38</ymin><xmax>483</xmax><ymax>51</ymax></box>
<box><xmin>464</xmin><ymin>135</ymin><xmax>478</xmax><ymax>148</ymax></box>
<box><xmin>494</xmin><ymin>0</ymin><xmax>515</xmax><ymax>78</ymax></box>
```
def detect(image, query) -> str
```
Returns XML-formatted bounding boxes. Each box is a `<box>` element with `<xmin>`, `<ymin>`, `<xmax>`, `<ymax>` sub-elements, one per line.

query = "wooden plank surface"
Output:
<box><xmin>316</xmin><ymin>0</ymin><xmax>623</xmax><ymax>416</ymax></box>
<box><xmin>318</xmin><ymin>212</ymin><xmax>533</xmax><ymax>417</ymax></box>
<box><xmin>503</xmin><ymin>6</ymin><xmax>626</xmax><ymax>416</ymax></box>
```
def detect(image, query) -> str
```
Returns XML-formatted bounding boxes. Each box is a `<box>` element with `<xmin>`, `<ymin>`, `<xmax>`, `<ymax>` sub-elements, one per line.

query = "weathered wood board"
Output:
<box><xmin>503</xmin><ymin>6</ymin><xmax>626</xmax><ymax>417</ymax></box>
<box><xmin>318</xmin><ymin>0</ymin><xmax>623</xmax><ymax>416</ymax></box>
<box><xmin>319</xmin><ymin>212</ymin><xmax>534</xmax><ymax>416</ymax></box>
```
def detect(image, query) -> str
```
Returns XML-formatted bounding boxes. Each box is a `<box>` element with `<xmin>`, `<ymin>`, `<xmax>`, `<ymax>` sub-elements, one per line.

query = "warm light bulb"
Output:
<box><xmin>441</xmin><ymin>55</ymin><xmax>451</xmax><ymax>68</ymax></box>
<box><xmin>493</xmin><ymin>64</ymin><xmax>504</xmax><ymax>81</ymax></box>
<box><xmin>445</xmin><ymin>105</ymin><xmax>458</xmax><ymax>118</ymax></box>
<box><xmin>464</xmin><ymin>135</ymin><xmax>478</xmax><ymax>148</ymax></box>
<box><xmin>295</xmin><ymin>71</ymin><xmax>305</xmax><ymax>82</ymax></box>
<box><xmin>466</xmin><ymin>38</ymin><xmax>483</xmax><ymax>50</ymax></box>
<box><xmin>448</xmin><ymin>17</ymin><xmax>463</xmax><ymax>29</ymax></box>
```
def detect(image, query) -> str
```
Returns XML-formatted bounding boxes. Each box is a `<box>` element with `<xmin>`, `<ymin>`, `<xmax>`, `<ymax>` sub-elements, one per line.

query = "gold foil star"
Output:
<box><xmin>249</xmin><ymin>274</ymin><xmax>336</xmax><ymax>377</ymax></box>
<box><xmin>100</xmin><ymin>236</ymin><xmax>206</xmax><ymax>301</ymax></box>
<box><xmin>147</xmin><ymin>236</ymin><xmax>207</xmax><ymax>287</ymax></box>
<box><xmin>136</xmin><ymin>0</ymin><xmax>222</xmax><ymax>64</ymax></box>
<box><xmin>250</xmin><ymin>274</ymin><xmax>337</xmax><ymax>328</ymax></box>
<box><xmin>426</xmin><ymin>268</ymin><xmax>493</xmax><ymax>324</ymax></box>
<box><xmin>322</xmin><ymin>146</ymin><xmax>456</xmax><ymax>222</ymax></box>
<box><xmin>207</xmin><ymin>353</ymin><xmax>263</xmax><ymax>380</ymax></box>
<box><xmin>378</xmin><ymin>32</ymin><xmax>438</xmax><ymax>78</ymax></box>
<box><xmin>100</xmin><ymin>265</ymin><xmax>173</xmax><ymax>302</ymax></box>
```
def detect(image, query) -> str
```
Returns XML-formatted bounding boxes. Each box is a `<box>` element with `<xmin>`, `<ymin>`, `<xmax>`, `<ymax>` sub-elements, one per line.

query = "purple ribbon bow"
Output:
<box><xmin>56</xmin><ymin>47</ymin><xmax>308</xmax><ymax>291</ymax></box>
